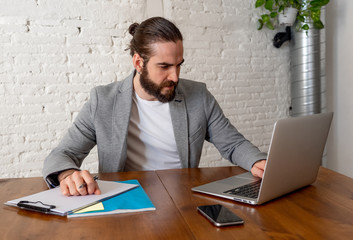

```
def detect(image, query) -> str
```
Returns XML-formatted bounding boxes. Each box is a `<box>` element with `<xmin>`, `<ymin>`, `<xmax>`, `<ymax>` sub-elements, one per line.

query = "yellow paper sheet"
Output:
<box><xmin>75</xmin><ymin>202</ymin><xmax>104</xmax><ymax>213</ymax></box>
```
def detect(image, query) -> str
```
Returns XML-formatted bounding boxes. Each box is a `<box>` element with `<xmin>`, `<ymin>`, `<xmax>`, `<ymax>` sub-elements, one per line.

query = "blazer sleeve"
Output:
<box><xmin>203</xmin><ymin>87</ymin><xmax>267</xmax><ymax>171</ymax></box>
<box><xmin>42</xmin><ymin>88</ymin><xmax>98</xmax><ymax>187</ymax></box>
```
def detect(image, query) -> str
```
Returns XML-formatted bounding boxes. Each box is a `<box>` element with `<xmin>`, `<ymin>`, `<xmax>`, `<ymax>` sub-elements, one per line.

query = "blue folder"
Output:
<box><xmin>69</xmin><ymin>179</ymin><xmax>155</xmax><ymax>217</ymax></box>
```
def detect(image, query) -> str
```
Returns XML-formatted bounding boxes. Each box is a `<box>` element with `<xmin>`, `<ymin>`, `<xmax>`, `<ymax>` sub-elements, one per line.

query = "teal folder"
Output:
<box><xmin>68</xmin><ymin>180</ymin><xmax>155</xmax><ymax>218</ymax></box>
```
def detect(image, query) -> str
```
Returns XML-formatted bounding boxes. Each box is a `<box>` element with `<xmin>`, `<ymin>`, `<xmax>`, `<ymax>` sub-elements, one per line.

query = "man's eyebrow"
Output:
<box><xmin>156</xmin><ymin>59</ymin><xmax>185</xmax><ymax>67</ymax></box>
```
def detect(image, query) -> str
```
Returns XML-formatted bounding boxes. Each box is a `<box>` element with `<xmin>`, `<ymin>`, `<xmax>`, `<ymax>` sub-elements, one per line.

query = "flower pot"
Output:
<box><xmin>278</xmin><ymin>7</ymin><xmax>298</xmax><ymax>26</ymax></box>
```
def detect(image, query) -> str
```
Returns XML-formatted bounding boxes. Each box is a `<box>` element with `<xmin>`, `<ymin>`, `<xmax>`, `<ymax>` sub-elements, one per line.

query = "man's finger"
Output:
<box><xmin>251</xmin><ymin>160</ymin><xmax>267</xmax><ymax>178</ymax></box>
<box><xmin>80</xmin><ymin>171</ymin><xmax>98</xmax><ymax>195</ymax></box>
<box><xmin>67</xmin><ymin>179</ymin><xmax>80</xmax><ymax>196</ymax></box>
<box><xmin>93</xmin><ymin>182</ymin><xmax>101</xmax><ymax>195</ymax></box>
<box><xmin>60</xmin><ymin>182</ymin><xmax>70</xmax><ymax>196</ymax></box>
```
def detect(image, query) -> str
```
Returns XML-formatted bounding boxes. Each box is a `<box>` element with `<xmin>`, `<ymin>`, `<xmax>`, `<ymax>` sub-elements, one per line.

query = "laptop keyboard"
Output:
<box><xmin>223</xmin><ymin>180</ymin><xmax>262</xmax><ymax>199</ymax></box>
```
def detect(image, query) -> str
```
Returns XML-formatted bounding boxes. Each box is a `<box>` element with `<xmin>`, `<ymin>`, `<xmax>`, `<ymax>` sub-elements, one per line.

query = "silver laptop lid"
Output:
<box><xmin>257</xmin><ymin>112</ymin><xmax>333</xmax><ymax>204</ymax></box>
<box><xmin>191</xmin><ymin>112</ymin><xmax>333</xmax><ymax>205</ymax></box>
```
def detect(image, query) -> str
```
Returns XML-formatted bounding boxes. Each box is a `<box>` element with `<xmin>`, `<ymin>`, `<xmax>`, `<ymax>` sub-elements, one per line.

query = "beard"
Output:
<box><xmin>139</xmin><ymin>68</ymin><xmax>178</xmax><ymax>103</ymax></box>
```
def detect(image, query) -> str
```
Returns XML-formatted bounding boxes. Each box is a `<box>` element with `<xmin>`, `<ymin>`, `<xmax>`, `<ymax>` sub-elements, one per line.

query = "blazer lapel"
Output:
<box><xmin>111</xmin><ymin>72</ymin><xmax>134</xmax><ymax>171</ymax></box>
<box><xmin>169</xmin><ymin>91</ymin><xmax>189</xmax><ymax>168</ymax></box>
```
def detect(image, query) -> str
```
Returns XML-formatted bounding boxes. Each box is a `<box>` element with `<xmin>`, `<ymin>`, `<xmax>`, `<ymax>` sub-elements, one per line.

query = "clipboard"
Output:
<box><xmin>17</xmin><ymin>200</ymin><xmax>56</xmax><ymax>214</ymax></box>
<box><xmin>4</xmin><ymin>180</ymin><xmax>138</xmax><ymax>216</ymax></box>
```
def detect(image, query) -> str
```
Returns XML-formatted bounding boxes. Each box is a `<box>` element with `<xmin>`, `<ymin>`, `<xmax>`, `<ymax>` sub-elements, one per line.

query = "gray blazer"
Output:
<box><xmin>43</xmin><ymin>71</ymin><xmax>267</xmax><ymax>186</ymax></box>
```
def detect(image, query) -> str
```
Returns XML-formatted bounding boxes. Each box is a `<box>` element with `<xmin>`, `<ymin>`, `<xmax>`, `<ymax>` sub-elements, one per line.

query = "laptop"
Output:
<box><xmin>192</xmin><ymin>112</ymin><xmax>333</xmax><ymax>205</ymax></box>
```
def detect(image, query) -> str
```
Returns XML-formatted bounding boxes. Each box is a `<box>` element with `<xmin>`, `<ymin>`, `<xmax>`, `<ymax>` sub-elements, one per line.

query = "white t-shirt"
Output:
<box><xmin>125</xmin><ymin>92</ymin><xmax>181</xmax><ymax>171</ymax></box>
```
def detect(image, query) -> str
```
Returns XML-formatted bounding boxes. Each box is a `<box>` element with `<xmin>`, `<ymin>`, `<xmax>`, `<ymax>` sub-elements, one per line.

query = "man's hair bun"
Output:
<box><xmin>128</xmin><ymin>23</ymin><xmax>139</xmax><ymax>36</ymax></box>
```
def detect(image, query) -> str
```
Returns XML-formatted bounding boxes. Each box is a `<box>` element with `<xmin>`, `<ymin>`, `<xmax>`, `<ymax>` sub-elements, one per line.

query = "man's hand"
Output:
<box><xmin>251</xmin><ymin>160</ymin><xmax>267</xmax><ymax>178</ymax></box>
<box><xmin>58</xmin><ymin>170</ymin><xmax>101</xmax><ymax>196</ymax></box>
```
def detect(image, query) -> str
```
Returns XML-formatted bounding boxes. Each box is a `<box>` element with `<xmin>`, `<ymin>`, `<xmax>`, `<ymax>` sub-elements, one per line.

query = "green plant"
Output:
<box><xmin>255</xmin><ymin>0</ymin><xmax>330</xmax><ymax>31</ymax></box>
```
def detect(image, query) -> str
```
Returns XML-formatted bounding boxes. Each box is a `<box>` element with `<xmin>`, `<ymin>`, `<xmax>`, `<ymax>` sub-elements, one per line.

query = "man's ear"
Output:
<box><xmin>132</xmin><ymin>53</ymin><xmax>144</xmax><ymax>73</ymax></box>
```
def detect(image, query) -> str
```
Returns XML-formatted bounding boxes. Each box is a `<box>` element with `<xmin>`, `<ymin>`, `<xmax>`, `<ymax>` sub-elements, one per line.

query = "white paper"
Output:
<box><xmin>5</xmin><ymin>180</ymin><xmax>138</xmax><ymax>216</ymax></box>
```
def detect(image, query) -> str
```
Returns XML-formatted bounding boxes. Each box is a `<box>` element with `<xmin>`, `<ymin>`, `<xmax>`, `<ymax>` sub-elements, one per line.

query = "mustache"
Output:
<box><xmin>160</xmin><ymin>81</ymin><xmax>177</xmax><ymax>88</ymax></box>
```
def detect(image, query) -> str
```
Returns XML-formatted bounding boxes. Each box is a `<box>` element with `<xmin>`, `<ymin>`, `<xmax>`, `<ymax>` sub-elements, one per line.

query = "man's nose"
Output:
<box><xmin>168</xmin><ymin>68</ymin><xmax>179</xmax><ymax>83</ymax></box>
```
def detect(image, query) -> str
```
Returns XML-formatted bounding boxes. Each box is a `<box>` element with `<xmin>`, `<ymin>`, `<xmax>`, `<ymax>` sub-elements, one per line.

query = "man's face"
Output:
<box><xmin>139</xmin><ymin>40</ymin><xmax>184</xmax><ymax>103</ymax></box>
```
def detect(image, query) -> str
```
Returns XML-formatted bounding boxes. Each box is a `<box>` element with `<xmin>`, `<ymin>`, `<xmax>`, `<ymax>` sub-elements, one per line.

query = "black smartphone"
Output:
<box><xmin>197</xmin><ymin>204</ymin><xmax>244</xmax><ymax>227</ymax></box>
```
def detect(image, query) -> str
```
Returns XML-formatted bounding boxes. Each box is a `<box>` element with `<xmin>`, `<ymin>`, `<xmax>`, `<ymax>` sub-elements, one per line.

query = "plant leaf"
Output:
<box><xmin>313</xmin><ymin>20</ymin><xmax>324</xmax><ymax>29</ymax></box>
<box><xmin>266</xmin><ymin>21</ymin><xmax>275</xmax><ymax>30</ymax></box>
<box><xmin>257</xmin><ymin>19</ymin><xmax>264</xmax><ymax>30</ymax></box>
<box><xmin>255</xmin><ymin>0</ymin><xmax>265</xmax><ymax>8</ymax></box>
<box><xmin>297</xmin><ymin>15</ymin><xmax>305</xmax><ymax>22</ymax></box>
<box><xmin>261</xmin><ymin>14</ymin><xmax>271</xmax><ymax>22</ymax></box>
<box><xmin>310</xmin><ymin>8</ymin><xmax>321</xmax><ymax>22</ymax></box>
<box><xmin>265</xmin><ymin>0</ymin><xmax>274</xmax><ymax>11</ymax></box>
<box><xmin>302</xmin><ymin>24</ymin><xmax>309</xmax><ymax>30</ymax></box>
<box><xmin>270</xmin><ymin>12</ymin><xmax>278</xmax><ymax>18</ymax></box>
<box><xmin>310</xmin><ymin>0</ymin><xmax>329</xmax><ymax>7</ymax></box>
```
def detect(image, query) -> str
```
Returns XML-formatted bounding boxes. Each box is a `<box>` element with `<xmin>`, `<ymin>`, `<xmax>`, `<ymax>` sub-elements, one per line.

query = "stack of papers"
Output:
<box><xmin>69</xmin><ymin>180</ymin><xmax>155</xmax><ymax>218</ymax></box>
<box><xmin>5</xmin><ymin>179</ymin><xmax>155</xmax><ymax>217</ymax></box>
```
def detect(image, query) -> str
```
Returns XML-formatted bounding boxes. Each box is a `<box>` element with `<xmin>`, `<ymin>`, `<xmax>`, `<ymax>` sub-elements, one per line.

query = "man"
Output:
<box><xmin>43</xmin><ymin>17</ymin><xmax>267</xmax><ymax>196</ymax></box>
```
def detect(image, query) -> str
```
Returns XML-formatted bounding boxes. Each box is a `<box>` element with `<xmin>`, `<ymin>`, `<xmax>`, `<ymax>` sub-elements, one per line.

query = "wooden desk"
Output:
<box><xmin>0</xmin><ymin>171</ymin><xmax>194</xmax><ymax>240</ymax></box>
<box><xmin>1</xmin><ymin>167</ymin><xmax>353</xmax><ymax>239</ymax></box>
<box><xmin>157</xmin><ymin>166</ymin><xmax>353</xmax><ymax>240</ymax></box>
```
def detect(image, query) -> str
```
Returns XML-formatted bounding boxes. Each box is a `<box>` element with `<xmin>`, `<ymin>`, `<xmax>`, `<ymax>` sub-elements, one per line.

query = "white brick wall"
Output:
<box><xmin>0</xmin><ymin>0</ymin><xmax>290</xmax><ymax>178</ymax></box>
